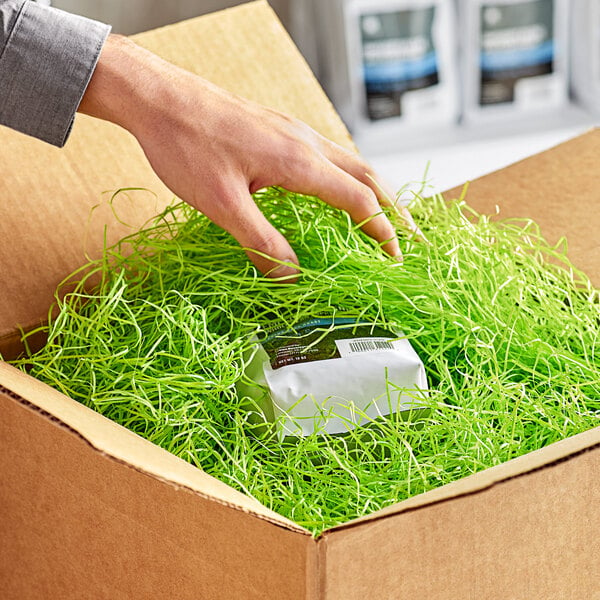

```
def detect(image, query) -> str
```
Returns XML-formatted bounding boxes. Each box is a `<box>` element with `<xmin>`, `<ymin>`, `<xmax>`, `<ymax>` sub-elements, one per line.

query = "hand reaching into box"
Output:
<box><xmin>0</xmin><ymin>0</ymin><xmax>417</xmax><ymax>277</ymax></box>
<box><xmin>78</xmin><ymin>35</ymin><xmax>420</xmax><ymax>277</ymax></box>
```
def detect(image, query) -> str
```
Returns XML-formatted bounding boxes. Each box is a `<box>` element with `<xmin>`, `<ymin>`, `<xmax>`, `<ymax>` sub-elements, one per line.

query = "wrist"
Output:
<box><xmin>78</xmin><ymin>34</ymin><xmax>179</xmax><ymax>137</ymax></box>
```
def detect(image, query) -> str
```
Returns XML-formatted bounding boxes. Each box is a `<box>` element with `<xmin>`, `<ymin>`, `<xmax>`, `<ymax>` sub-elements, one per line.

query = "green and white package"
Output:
<box><xmin>239</xmin><ymin>317</ymin><xmax>428</xmax><ymax>438</ymax></box>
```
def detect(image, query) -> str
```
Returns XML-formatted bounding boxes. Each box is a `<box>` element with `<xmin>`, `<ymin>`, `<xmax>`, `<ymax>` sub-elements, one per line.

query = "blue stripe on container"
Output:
<box><xmin>480</xmin><ymin>40</ymin><xmax>554</xmax><ymax>72</ymax></box>
<box><xmin>363</xmin><ymin>51</ymin><xmax>438</xmax><ymax>84</ymax></box>
<box><xmin>265</xmin><ymin>317</ymin><xmax>359</xmax><ymax>341</ymax></box>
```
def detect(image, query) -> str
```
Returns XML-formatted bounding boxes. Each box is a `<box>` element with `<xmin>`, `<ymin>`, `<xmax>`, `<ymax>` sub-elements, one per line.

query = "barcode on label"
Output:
<box><xmin>348</xmin><ymin>340</ymin><xmax>394</xmax><ymax>353</ymax></box>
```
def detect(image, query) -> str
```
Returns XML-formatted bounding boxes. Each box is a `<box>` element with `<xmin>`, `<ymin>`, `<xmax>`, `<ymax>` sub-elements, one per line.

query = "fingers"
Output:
<box><xmin>320</xmin><ymin>140</ymin><xmax>394</xmax><ymax>203</ymax></box>
<box><xmin>209</xmin><ymin>183</ymin><xmax>300</xmax><ymax>280</ymax></box>
<box><xmin>280</xmin><ymin>158</ymin><xmax>401</xmax><ymax>259</ymax></box>
<box><xmin>316</xmin><ymin>138</ymin><xmax>424</xmax><ymax>240</ymax></box>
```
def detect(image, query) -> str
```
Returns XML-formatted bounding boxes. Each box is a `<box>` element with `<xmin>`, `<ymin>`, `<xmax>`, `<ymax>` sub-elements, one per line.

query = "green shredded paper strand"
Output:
<box><xmin>12</xmin><ymin>188</ymin><xmax>600</xmax><ymax>535</ymax></box>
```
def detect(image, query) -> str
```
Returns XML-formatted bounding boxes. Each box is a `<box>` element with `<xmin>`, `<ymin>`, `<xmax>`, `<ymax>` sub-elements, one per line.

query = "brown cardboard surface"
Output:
<box><xmin>0</xmin><ymin>389</ymin><xmax>316</xmax><ymax>600</ymax></box>
<box><xmin>1</xmin><ymin>3</ymin><xmax>599</xmax><ymax>599</ymax></box>
<box><xmin>318</xmin><ymin>442</ymin><xmax>600</xmax><ymax>599</ymax></box>
<box><xmin>0</xmin><ymin>361</ymin><xmax>303</xmax><ymax>533</ymax></box>
<box><xmin>0</xmin><ymin>0</ymin><xmax>352</xmax><ymax>348</ymax></box>
<box><xmin>328</xmin><ymin>424</ymin><xmax>600</xmax><ymax>531</ymax></box>
<box><xmin>445</xmin><ymin>128</ymin><xmax>600</xmax><ymax>287</ymax></box>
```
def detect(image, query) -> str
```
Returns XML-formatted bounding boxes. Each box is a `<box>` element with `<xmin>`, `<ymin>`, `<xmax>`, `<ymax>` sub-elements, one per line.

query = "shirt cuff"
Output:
<box><xmin>0</xmin><ymin>1</ymin><xmax>111</xmax><ymax>147</ymax></box>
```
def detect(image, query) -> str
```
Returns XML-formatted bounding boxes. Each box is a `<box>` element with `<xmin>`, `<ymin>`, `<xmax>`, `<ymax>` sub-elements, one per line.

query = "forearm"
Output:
<box><xmin>78</xmin><ymin>34</ymin><xmax>174</xmax><ymax>136</ymax></box>
<box><xmin>78</xmin><ymin>34</ymin><xmax>230</xmax><ymax>147</ymax></box>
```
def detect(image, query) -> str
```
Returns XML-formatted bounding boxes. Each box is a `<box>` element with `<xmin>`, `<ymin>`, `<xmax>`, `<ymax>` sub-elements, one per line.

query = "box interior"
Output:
<box><xmin>1</xmin><ymin>3</ymin><xmax>599</xmax><ymax>597</ymax></box>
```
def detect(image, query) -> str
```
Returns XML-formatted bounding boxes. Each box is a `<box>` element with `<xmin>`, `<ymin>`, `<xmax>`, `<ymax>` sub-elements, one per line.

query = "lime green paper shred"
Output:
<box><xmin>12</xmin><ymin>188</ymin><xmax>600</xmax><ymax>535</ymax></box>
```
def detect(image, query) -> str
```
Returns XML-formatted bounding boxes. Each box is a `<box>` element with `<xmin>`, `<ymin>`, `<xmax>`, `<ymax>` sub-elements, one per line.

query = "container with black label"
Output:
<box><xmin>314</xmin><ymin>0</ymin><xmax>459</xmax><ymax>137</ymax></box>
<box><xmin>460</xmin><ymin>0</ymin><xmax>569</xmax><ymax>121</ymax></box>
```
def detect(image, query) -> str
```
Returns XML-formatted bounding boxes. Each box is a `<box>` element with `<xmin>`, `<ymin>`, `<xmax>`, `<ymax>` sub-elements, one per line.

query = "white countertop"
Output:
<box><xmin>360</xmin><ymin>108</ymin><xmax>599</xmax><ymax>196</ymax></box>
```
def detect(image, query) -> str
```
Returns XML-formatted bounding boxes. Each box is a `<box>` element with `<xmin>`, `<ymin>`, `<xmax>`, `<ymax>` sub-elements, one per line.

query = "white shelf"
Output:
<box><xmin>361</xmin><ymin>107</ymin><xmax>599</xmax><ymax>195</ymax></box>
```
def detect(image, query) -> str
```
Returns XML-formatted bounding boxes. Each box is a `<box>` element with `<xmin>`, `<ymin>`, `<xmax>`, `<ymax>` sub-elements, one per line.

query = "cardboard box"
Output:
<box><xmin>1</xmin><ymin>2</ymin><xmax>598</xmax><ymax>598</ymax></box>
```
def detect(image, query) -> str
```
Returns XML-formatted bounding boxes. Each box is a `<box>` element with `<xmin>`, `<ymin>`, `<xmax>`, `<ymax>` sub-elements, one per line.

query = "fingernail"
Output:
<box><xmin>266</xmin><ymin>259</ymin><xmax>300</xmax><ymax>281</ymax></box>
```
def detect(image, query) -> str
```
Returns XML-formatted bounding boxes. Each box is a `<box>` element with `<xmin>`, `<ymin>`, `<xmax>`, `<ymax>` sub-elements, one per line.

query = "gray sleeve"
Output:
<box><xmin>0</xmin><ymin>1</ymin><xmax>111</xmax><ymax>147</ymax></box>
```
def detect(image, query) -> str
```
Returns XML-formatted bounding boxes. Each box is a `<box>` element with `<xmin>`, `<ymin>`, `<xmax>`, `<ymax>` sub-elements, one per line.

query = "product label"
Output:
<box><xmin>240</xmin><ymin>316</ymin><xmax>429</xmax><ymax>437</ymax></box>
<box><xmin>335</xmin><ymin>337</ymin><xmax>396</xmax><ymax>356</ymax></box>
<box><xmin>359</xmin><ymin>7</ymin><xmax>439</xmax><ymax>120</ymax></box>
<box><xmin>261</xmin><ymin>318</ymin><xmax>400</xmax><ymax>369</ymax></box>
<box><xmin>479</xmin><ymin>0</ymin><xmax>554</xmax><ymax>105</ymax></box>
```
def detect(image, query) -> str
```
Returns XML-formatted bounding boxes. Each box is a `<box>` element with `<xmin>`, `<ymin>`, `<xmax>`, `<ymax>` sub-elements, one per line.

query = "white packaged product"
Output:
<box><xmin>571</xmin><ymin>0</ymin><xmax>600</xmax><ymax>113</ymax></box>
<box><xmin>238</xmin><ymin>317</ymin><xmax>429</xmax><ymax>439</ymax></box>
<box><xmin>315</xmin><ymin>0</ymin><xmax>459</xmax><ymax>135</ymax></box>
<box><xmin>460</xmin><ymin>0</ymin><xmax>569</xmax><ymax>120</ymax></box>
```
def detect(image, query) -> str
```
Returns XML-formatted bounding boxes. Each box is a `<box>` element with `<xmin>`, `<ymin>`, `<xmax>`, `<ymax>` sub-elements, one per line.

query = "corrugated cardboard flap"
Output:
<box><xmin>315</xmin><ymin>431</ymin><xmax>599</xmax><ymax>599</ymax></box>
<box><xmin>322</xmin><ymin>424</ymin><xmax>600</xmax><ymax>535</ymax></box>
<box><xmin>0</xmin><ymin>361</ymin><xmax>307</xmax><ymax>534</ymax></box>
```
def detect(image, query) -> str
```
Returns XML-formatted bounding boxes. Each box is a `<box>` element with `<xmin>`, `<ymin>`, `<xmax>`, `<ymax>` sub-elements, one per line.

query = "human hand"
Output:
<box><xmin>79</xmin><ymin>35</ymin><xmax>418</xmax><ymax>278</ymax></box>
